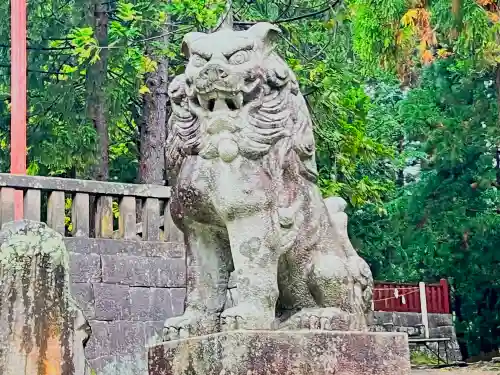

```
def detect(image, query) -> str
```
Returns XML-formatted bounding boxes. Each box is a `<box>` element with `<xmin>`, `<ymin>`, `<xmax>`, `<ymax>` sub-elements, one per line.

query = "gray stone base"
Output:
<box><xmin>372</xmin><ymin>312</ymin><xmax>462</xmax><ymax>362</ymax></box>
<box><xmin>148</xmin><ymin>330</ymin><xmax>411</xmax><ymax>375</ymax></box>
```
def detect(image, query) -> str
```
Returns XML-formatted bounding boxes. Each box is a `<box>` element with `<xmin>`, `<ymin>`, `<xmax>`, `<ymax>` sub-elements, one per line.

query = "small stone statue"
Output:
<box><xmin>164</xmin><ymin>23</ymin><xmax>373</xmax><ymax>339</ymax></box>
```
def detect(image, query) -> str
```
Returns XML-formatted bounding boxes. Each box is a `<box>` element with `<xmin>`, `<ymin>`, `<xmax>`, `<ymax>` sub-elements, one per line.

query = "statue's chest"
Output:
<box><xmin>175</xmin><ymin>156</ymin><xmax>273</xmax><ymax>222</ymax></box>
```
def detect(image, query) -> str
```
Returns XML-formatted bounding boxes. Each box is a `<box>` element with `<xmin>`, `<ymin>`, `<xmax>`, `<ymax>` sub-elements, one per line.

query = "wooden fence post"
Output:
<box><xmin>419</xmin><ymin>281</ymin><xmax>430</xmax><ymax>338</ymax></box>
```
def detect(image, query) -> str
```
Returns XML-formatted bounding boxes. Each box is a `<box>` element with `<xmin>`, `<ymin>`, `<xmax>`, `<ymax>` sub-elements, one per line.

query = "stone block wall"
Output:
<box><xmin>64</xmin><ymin>238</ymin><xmax>186</xmax><ymax>375</ymax></box>
<box><xmin>373</xmin><ymin>311</ymin><xmax>462</xmax><ymax>362</ymax></box>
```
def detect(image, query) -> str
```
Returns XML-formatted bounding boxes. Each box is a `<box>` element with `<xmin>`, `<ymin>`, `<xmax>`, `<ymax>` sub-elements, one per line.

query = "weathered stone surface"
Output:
<box><xmin>119</xmin><ymin>196</ymin><xmax>137</xmax><ymax>240</ymax></box>
<box><xmin>61</xmin><ymin>237</ymin><xmax>187</xmax><ymax>374</ymax></box>
<box><xmin>163</xmin><ymin>203</ymin><xmax>185</xmax><ymax>243</ymax></box>
<box><xmin>89</xmin><ymin>354</ymin><xmax>147</xmax><ymax>375</ymax></box>
<box><xmin>85</xmin><ymin>320</ymin><xmax>112</xmax><ymax>359</ymax></box>
<box><xmin>130</xmin><ymin>287</ymin><xmax>185</xmax><ymax>321</ymax></box>
<box><xmin>145</xmin><ymin>242</ymin><xmax>185</xmax><ymax>258</ymax></box>
<box><xmin>109</xmin><ymin>321</ymin><xmax>146</xmax><ymax>356</ymax></box>
<box><xmin>87</xmin><ymin>355</ymin><xmax>117</xmax><ymax>374</ymax></box>
<box><xmin>93</xmin><ymin>283</ymin><xmax>131</xmax><ymax>320</ymax></box>
<box><xmin>65</xmin><ymin>237</ymin><xmax>185</xmax><ymax>258</ymax></box>
<box><xmin>151</xmin><ymin>257</ymin><xmax>186</xmax><ymax>287</ymax></box>
<box><xmin>373</xmin><ymin>311</ymin><xmax>394</xmax><ymax>325</ymax></box>
<box><xmin>71</xmin><ymin>282</ymin><xmax>96</xmax><ymax>319</ymax></box>
<box><xmin>428</xmin><ymin>313</ymin><xmax>453</xmax><ymax>328</ymax></box>
<box><xmin>148</xmin><ymin>330</ymin><xmax>411</xmax><ymax>375</ymax></box>
<box><xmin>142</xmin><ymin>198</ymin><xmax>161</xmax><ymax>241</ymax></box>
<box><xmin>429</xmin><ymin>325</ymin><xmax>455</xmax><ymax>338</ymax></box>
<box><xmin>95</xmin><ymin>196</ymin><xmax>114</xmax><ymax>239</ymax></box>
<box><xmin>0</xmin><ymin>220</ymin><xmax>90</xmax><ymax>375</ymax></box>
<box><xmin>72</xmin><ymin>193</ymin><xmax>91</xmax><ymax>237</ymax></box>
<box><xmin>145</xmin><ymin>321</ymin><xmax>166</xmax><ymax>345</ymax></box>
<box><xmin>0</xmin><ymin>172</ymin><xmax>171</xmax><ymax>198</ymax></box>
<box><xmin>71</xmin><ymin>253</ymin><xmax>102</xmax><ymax>282</ymax></box>
<box><xmin>24</xmin><ymin>189</ymin><xmax>41</xmax><ymax>222</ymax></box>
<box><xmin>395</xmin><ymin>326</ymin><xmax>422</xmax><ymax>337</ymax></box>
<box><xmin>169</xmin><ymin>288</ymin><xmax>187</xmax><ymax>316</ymax></box>
<box><xmin>101</xmin><ymin>254</ymin><xmax>147</xmax><ymax>285</ymax></box>
<box><xmin>101</xmin><ymin>255</ymin><xmax>185</xmax><ymax>287</ymax></box>
<box><xmin>373</xmin><ymin>311</ymin><xmax>462</xmax><ymax>361</ymax></box>
<box><xmin>0</xmin><ymin>187</ymin><xmax>15</xmax><ymax>227</ymax></box>
<box><xmin>130</xmin><ymin>287</ymin><xmax>157</xmax><ymax>321</ymax></box>
<box><xmin>392</xmin><ymin>312</ymin><xmax>423</xmax><ymax>328</ymax></box>
<box><xmin>163</xmin><ymin>22</ymin><xmax>373</xmax><ymax>338</ymax></box>
<box><xmin>48</xmin><ymin>190</ymin><xmax>66</xmax><ymax>235</ymax></box>
<box><xmin>374</xmin><ymin>312</ymin><xmax>454</xmax><ymax>330</ymax></box>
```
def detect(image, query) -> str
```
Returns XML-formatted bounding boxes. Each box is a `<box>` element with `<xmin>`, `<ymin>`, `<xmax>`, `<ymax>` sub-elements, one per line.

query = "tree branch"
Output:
<box><xmin>234</xmin><ymin>0</ymin><xmax>340</xmax><ymax>26</ymax></box>
<box><xmin>0</xmin><ymin>43</ymin><xmax>74</xmax><ymax>51</ymax></box>
<box><xmin>0</xmin><ymin>64</ymin><xmax>65</xmax><ymax>74</ymax></box>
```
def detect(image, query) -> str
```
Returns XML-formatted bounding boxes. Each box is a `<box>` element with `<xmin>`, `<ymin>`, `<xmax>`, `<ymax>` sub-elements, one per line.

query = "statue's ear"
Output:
<box><xmin>247</xmin><ymin>22</ymin><xmax>281</xmax><ymax>47</ymax></box>
<box><xmin>181</xmin><ymin>32</ymin><xmax>206</xmax><ymax>58</ymax></box>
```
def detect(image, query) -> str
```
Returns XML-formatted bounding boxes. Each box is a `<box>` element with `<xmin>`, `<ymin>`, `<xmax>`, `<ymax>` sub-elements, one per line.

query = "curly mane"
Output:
<box><xmin>165</xmin><ymin>51</ymin><xmax>318</xmax><ymax>186</ymax></box>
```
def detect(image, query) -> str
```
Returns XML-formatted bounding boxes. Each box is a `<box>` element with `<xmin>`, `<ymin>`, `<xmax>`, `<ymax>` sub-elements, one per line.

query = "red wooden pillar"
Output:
<box><xmin>10</xmin><ymin>0</ymin><xmax>27</xmax><ymax>220</ymax></box>
<box><xmin>440</xmin><ymin>278</ymin><xmax>451</xmax><ymax>314</ymax></box>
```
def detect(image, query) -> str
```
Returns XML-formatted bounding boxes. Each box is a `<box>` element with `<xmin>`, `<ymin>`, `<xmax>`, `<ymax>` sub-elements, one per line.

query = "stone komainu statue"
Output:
<box><xmin>164</xmin><ymin>23</ymin><xmax>373</xmax><ymax>338</ymax></box>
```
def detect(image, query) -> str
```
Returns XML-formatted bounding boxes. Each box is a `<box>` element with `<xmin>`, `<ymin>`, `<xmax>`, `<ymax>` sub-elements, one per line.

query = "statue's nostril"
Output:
<box><xmin>199</xmin><ymin>65</ymin><xmax>228</xmax><ymax>80</ymax></box>
<box><xmin>218</xmin><ymin>69</ymin><xmax>228</xmax><ymax>78</ymax></box>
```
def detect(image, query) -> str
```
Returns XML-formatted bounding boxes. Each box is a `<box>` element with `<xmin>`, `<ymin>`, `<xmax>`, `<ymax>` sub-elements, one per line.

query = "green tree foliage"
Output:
<box><xmin>233</xmin><ymin>0</ymin><xmax>395</xmax><ymax>206</ymax></box>
<box><xmin>344</xmin><ymin>0</ymin><xmax>500</xmax><ymax>356</ymax></box>
<box><xmin>351</xmin><ymin>58</ymin><xmax>500</xmax><ymax>356</ymax></box>
<box><xmin>348</xmin><ymin>0</ymin><xmax>499</xmax><ymax>78</ymax></box>
<box><xmin>0</xmin><ymin>0</ymin><xmax>97</xmax><ymax>176</ymax></box>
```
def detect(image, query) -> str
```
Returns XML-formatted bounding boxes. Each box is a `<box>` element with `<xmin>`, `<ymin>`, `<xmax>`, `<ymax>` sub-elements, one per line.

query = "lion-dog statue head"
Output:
<box><xmin>166</xmin><ymin>22</ymin><xmax>317</xmax><ymax>188</ymax></box>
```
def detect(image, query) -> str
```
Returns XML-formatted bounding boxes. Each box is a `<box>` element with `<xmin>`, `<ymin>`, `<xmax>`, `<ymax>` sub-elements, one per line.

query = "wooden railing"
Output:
<box><xmin>0</xmin><ymin>173</ymin><xmax>171</xmax><ymax>241</ymax></box>
<box><xmin>374</xmin><ymin>279</ymin><xmax>451</xmax><ymax>314</ymax></box>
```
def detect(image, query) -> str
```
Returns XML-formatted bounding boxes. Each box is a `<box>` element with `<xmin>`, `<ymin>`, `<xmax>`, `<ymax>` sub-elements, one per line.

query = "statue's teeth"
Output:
<box><xmin>235</xmin><ymin>93</ymin><xmax>243</xmax><ymax>108</ymax></box>
<box><xmin>198</xmin><ymin>95</ymin><xmax>209</xmax><ymax>109</ymax></box>
<box><xmin>213</xmin><ymin>98</ymin><xmax>228</xmax><ymax>111</ymax></box>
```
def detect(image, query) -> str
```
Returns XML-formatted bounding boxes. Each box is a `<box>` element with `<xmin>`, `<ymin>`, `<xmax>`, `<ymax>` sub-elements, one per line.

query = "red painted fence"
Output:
<box><xmin>373</xmin><ymin>279</ymin><xmax>450</xmax><ymax>314</ymax></box>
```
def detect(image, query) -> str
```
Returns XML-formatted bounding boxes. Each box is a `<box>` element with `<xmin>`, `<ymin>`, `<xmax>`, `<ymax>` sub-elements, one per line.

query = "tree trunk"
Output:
<box><xmin>396</xmin><ymin>136</ymin><xmax>405</xmax><ymax>186</ymax></box>
<box><xmin>86</xmin><ymin>0</ymin><xmax>109</xmax><ymax>238</ymax></box>
<box><xmin>136</xmin><ymin>24</ymin><xmax>170</xmax><ymax>238</ymax></box>
<box><xmin>86</xmin><ymin>0</ymin><xmax>109</xmax><ymax>182</ymax></box>
<box><xmin>137</xmin><ymin>55</ymin><xmax>168</xmax><ymax>185</ymax></box>
<box><xmin>453</xmin><ymin>293</ymin><xmax>469</xmax><ymax>359</ymax></box>
<box><xmin>496</xmin><ymin>65</ymin><xmax>500</xmax><ymax>185</ymax></box>
<box><xmin>496</xmin><ymin>63</ymin><xmax>500</xmax><ymax>128</ymax></box>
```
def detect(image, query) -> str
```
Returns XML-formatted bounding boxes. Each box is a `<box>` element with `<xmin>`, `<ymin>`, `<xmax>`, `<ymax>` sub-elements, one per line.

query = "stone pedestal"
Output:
<box><xmin>148</xmin><ymin>330</ymin><xmax>411</xmax><ymax>375</ymax></box>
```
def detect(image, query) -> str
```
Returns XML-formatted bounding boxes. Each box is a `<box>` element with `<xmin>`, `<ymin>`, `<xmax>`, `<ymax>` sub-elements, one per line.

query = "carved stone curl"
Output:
<box><xmin>164</xmin><ymin>23</ymin><xmax>373</xmax><ymax>339</ymax></box>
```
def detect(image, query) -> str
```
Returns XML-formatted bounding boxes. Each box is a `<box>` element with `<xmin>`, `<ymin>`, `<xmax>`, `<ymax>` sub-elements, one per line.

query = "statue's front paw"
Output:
<box><xmin>279</xmin><ymin>307</ymin><xmax>368</xmax><ymax>331</ymax></box>
<box><xmin>163</xmin><ymin>309</ymin><xmax>218</xmax><ymax>340</ymax></box>
<box><xmin>221</xmin><ymin>303</ymin><xmax>276</xmax><ymax>331</ymax></box>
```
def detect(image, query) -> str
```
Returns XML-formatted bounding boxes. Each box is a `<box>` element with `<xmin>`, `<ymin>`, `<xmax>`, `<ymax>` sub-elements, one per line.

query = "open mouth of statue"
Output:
<box><xmin>192</xmin><ymin>79</ymin><xmax>261</xmax><ymax>113</ymax></box>
<box><xmin>193</xmin><ymin>93</ymin><xmax>243</xmax><ymax>112</ymax></box>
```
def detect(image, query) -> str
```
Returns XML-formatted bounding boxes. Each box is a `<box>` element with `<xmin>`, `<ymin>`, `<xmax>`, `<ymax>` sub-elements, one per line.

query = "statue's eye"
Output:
<box><xmin>191</xmin><ymin>54</ymin><xmax>207</xmax><ymax>68</ymax></box>
<box><xmin>228</xmin><ymin>50</ymin><xmax>250</xmax><ymax>65</ymax></box>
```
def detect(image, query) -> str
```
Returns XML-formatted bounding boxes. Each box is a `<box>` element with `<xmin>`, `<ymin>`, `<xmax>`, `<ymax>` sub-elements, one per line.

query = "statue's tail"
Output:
<box><xmin>323</xmin><ymin>197</ymin><xmax>357</xmax><ymax>257</ymax></box>
<box><xmin>324</xmin><ymin>197</ymin><xmax>374</xmax><ymax>316</ymax></box>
